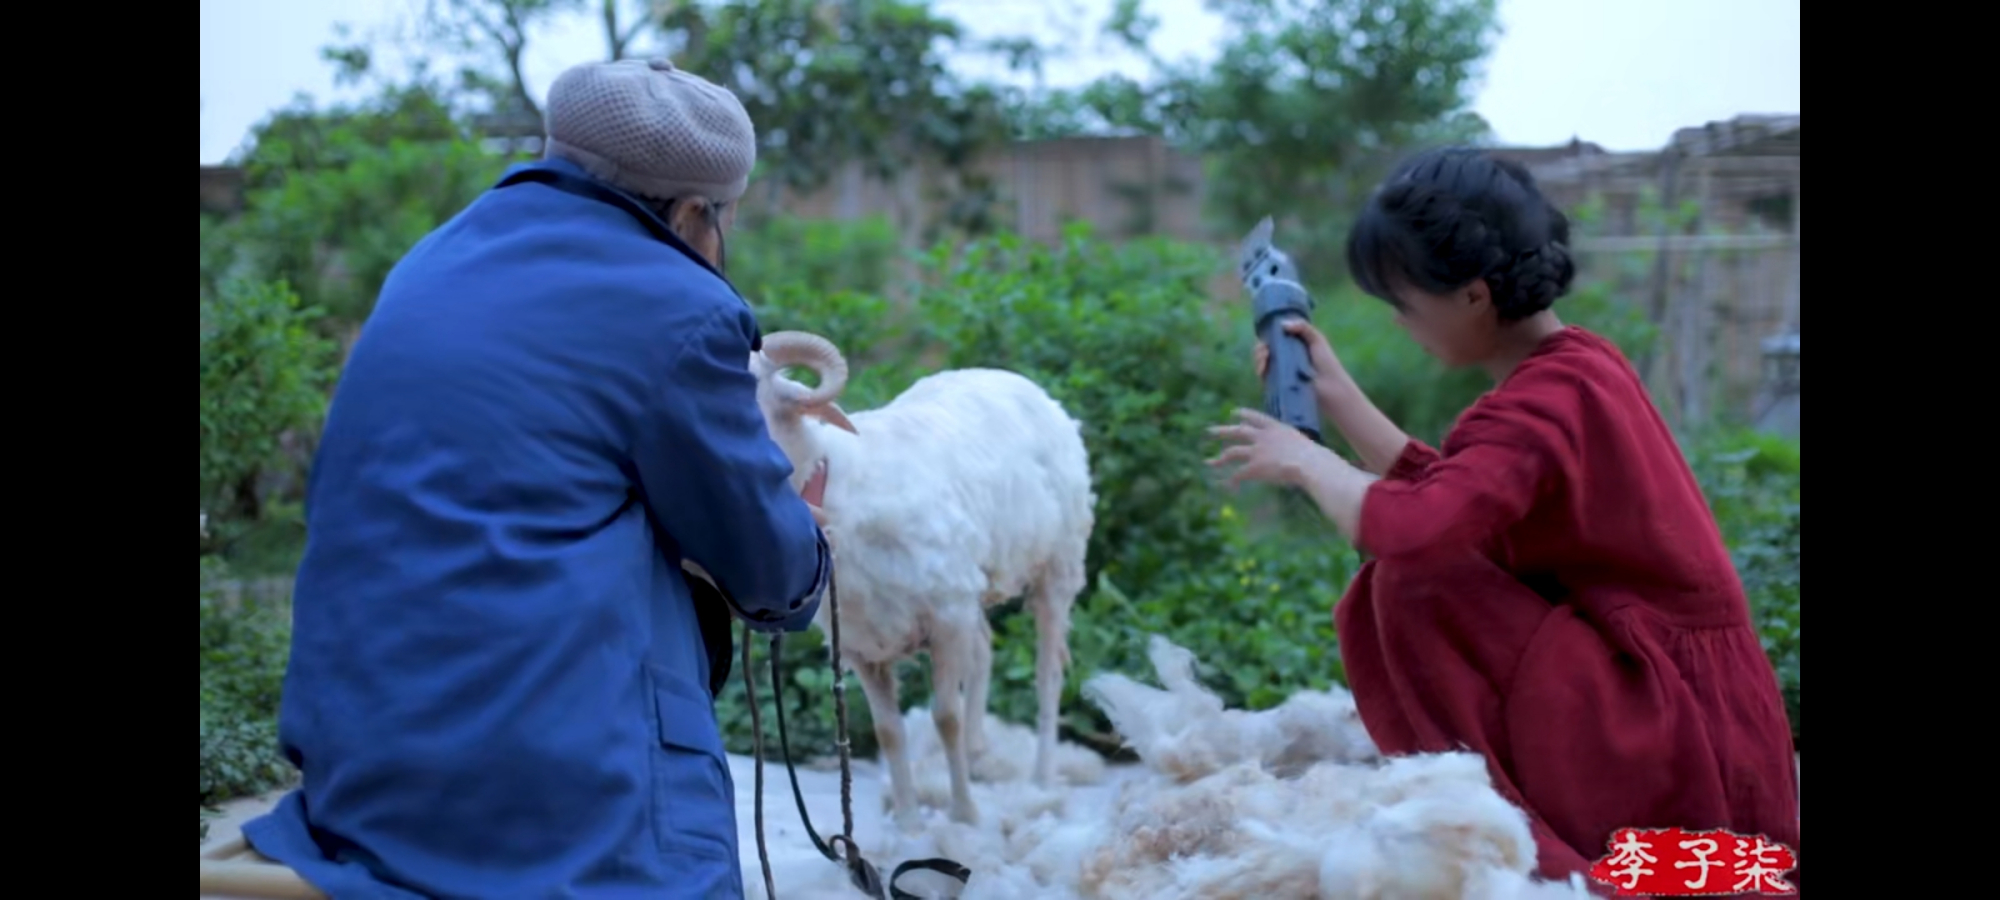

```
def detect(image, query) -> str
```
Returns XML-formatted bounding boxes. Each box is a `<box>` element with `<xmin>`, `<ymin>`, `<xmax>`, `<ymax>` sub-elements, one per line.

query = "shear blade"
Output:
<box><xmin>1237</xmin><ymin>216</ymin><xmax>1274</xmax><ymax>271</ymax></box>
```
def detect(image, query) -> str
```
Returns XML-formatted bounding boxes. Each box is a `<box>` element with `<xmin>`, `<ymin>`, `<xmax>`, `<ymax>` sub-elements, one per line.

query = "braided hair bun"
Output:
<box><xmin>1347</xmin><ymin>147</ymin><xmax>1576</xmax><ymax>321</ymax></box>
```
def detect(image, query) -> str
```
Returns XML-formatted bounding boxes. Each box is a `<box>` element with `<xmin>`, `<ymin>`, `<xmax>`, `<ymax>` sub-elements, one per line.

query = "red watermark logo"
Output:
<box><xmin>1587</xmin><ymin>827</ymin><xmax>1796</xmax><ymax>896</ymax></box>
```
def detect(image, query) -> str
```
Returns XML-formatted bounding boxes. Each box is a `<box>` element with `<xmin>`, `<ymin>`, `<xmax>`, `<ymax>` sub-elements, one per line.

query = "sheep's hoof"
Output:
<box><xmin>949</xmin><ymin>799</ymin><xmax>979</xmax><ymax>826</ymax></box>
<box><xmin>893</xmin><ymin>808</ymin><xmax>923</xmax><ymax>835</ymax></box>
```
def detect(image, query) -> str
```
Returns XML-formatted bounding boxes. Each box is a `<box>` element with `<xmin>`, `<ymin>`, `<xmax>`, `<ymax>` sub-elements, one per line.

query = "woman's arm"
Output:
<box><xmin>1317</xmin><ymin>371</ymin><xmax>1428</xmax><ymax>477</ymax></box>
<box><xmin>1259</xmin><ymin>320</ymin><xmax>1429</xmax><ymax>477</ymax></box>
<box><xmin>1292</xmin><ymin>430</ymin><xmax>1553</xmax><ymax>561</ymax></box>
<box><xmin>1289</xmin><ymin>447</ymin><xmax>1381</xmax><ymax>541</ymax></box>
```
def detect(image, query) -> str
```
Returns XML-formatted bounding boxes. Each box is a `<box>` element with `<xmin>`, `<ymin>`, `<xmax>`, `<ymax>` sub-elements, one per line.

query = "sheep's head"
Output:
<box><xmin>749</xmin><ymin>330</ymin><xmax>858</xmax><ymax>436</ymax></box>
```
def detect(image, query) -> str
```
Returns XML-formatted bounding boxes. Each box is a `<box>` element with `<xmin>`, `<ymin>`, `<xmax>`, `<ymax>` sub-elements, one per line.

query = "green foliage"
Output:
<box><xmin>1687</xmin><ymin>428</ymin><xmax>1801</xmax><ymax>742</ymax></box>
<box><xmin>1015</xmin><ymin>0</ymin><xmax>1501</xmax><ymax>272</ymax></box>
<box><xmin>200</xmin><ymin>214</ymin><xmax>246</xmax><ymax>299</ymax></box>
<box><xmin>988</xmin><ymin>509</ymin><xmax>1360</xmax><ymax>740</ymax></box>
<box><xmin>199</xmin><ymin>280</ymin><xmax>340</xmax><ymax>562</ymax></box>
<box><xmin>192</xmin><ymin>207</ymin><xmax>1798</xmax><ymax>794</ymax></box>
<box><xmin>714</xmin><ymin>626</ymin><xmax>855</xmax><ymax>760</ymax></box>
<box><xmin>232</xmin><ymin>86</ymin><xmax>468</xmax><ymax>189</ymax></box>
<box><xmin>200</xmin><ymin>84</ymin><xmax>505</xmax><ymax>570</ymax></box>
<box><xmin>916</xmin><ymin>223</ymin><xmax>1248</xmax><ymax>590</ymax></box>
<box><xmin>718</xmin><ymin>499</ymin><xmax>1362</xmax><ymax>762</ymax></box>
<box><xmin>199</xmin><ymin>557</ymin><xmax>295</xmax><ymax>840</ymax></box>
<box><xmin>710</xmin><ymin>214</ymin><xmax>1796</xmax><ymax>764</ymax></box>
<box><xmin>227</xmin><ymin>137</ymin><xmax>504</xmax><ymax>325</ymax></box>
<box><xmin>197</xmin><ymin>0</ymin><xmax>1796</xmax><ymax>838</ymax></box>
<box><xmin>668</xmin><ymin>0</ymin><xmax>1027</xmax><ymax>238</ymax></box>
<box><xmin>729</xmin><ymin>214</ymin><xmax>908</xmax><ymax>309</ymax></box>
<box><xmin>712</xmin><ymin>221</ymin><xmax>1404</xmax><ymax>758</ymax></box>
<box><xmin>215</xmin><ymin>89</ymin><xmax>511</xmax><ymax>326</ymax></box>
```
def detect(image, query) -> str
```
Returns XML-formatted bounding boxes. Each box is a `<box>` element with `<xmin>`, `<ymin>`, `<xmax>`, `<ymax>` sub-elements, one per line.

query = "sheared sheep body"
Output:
<box><xmin>750</xmin><ymin>332</ymin><xmax>1095</xmax><ymax>832</ymax></box>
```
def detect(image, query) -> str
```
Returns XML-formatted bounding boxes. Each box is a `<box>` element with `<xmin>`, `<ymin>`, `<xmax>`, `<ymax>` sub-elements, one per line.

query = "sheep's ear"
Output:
<box><xmin>806</xmin><ymin>403</ymin><xmax>859</xmax><ymax>435</ymax></box>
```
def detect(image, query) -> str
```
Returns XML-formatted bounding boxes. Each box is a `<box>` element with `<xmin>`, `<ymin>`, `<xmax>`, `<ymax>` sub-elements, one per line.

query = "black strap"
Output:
<box><xmin>889</xmin><ymin>858</ymin><xmax>975</xmax><ymax>899</ymax></box>
<box><xmin>681</xmin><ymin>572</ymin><xmax>736</xmax><ymax>699</ymax></box>
<box><xmin>766</xmin><ymin>632</ymin><xmax>974</xmax><ymax>899</ymax></box>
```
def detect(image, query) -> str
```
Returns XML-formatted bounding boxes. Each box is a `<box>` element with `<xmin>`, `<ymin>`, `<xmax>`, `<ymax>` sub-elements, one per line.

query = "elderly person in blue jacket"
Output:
<box><xmin>238</xmin><ymin>58</ymin><xmax>830</xmax><ymax>899</ymax></box>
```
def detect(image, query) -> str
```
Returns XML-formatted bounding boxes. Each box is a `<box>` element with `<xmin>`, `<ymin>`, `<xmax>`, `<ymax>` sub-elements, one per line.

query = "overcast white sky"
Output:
<box><xmin>198</xmin><ymin>0</ymin><xmax>1800</xmax><ymax>165</ymax></box>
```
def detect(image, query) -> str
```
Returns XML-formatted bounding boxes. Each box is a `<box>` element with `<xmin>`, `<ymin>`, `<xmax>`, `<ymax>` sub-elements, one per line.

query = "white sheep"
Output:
<box><xmin>748</xmin><ymin>330</ymin><xmax>1097</xmax><ymax>832</ymax></box>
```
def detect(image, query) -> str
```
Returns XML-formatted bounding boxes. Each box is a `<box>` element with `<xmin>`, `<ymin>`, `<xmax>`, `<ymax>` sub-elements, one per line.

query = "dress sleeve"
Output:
<box><xmin>1355</xmin><ymin>391</ymin><xmax>1569</xmax><ymax>561</ymax></box>
<box><xmin>1382</xmin><ymin>438</ymin><xmax>1442</xmax><ymax>481</ymax></box>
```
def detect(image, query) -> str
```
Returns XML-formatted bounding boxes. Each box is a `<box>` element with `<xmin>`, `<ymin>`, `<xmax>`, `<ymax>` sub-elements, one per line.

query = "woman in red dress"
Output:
<box><xmin>1208</xmin><ymin>147</ymin><xmax>1799</xmax><ymax>897</ymax></box>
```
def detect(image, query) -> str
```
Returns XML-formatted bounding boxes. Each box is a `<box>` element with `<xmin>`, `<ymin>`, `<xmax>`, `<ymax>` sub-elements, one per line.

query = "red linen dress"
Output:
<box><xmin>1336</xmin><ymin>326</ymin><xmax>1800</xmax><ymax>898</ymax></box>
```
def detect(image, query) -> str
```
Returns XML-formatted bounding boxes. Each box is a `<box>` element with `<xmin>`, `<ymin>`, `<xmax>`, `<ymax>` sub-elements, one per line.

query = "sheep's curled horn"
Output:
<box><xmin>759</xmin><ymin>330</ymin><xmax>859</xmax><ymax>434</ymax></box>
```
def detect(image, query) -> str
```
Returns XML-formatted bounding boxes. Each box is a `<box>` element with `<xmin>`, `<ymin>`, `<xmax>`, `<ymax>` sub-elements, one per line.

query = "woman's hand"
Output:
<box><xmin>1254</xmin><ymin>319</ymin><xmax>1418</xmax><ymax>477</ymax></box>
<box><xmin>1206</xmin><ymin>407</ymin><xmax>1332</xmax><ymax>490</ymax></box>
<box><xmin>1208</xmin><ymin>407</ymin><xmax>1379</xmax><ymax>539</ymax></box>
<box><xmin>1253</xmin><ymin>319</ymin><xmax>1347</xmax><ymax>389</ymax></box>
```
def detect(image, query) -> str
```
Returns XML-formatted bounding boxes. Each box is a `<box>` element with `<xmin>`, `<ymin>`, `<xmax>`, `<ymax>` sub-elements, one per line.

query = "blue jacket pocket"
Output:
<box><xmin>648</xmin><ymin>665</ymin><xmax>737</xmax><ymax>862</ymax></box>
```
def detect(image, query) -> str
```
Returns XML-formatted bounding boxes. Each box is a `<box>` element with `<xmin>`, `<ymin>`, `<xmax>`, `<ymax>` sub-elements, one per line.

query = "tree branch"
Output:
<box><xmin>602</xmin><ymin>0</ymin><xmax>624</xmax><ymax>58</ymax></box>
<box><xmin>615</xmin><ymin>0</ymin><xmax>664</xmax><ymax>57</ymax></box>
<box><xmin>497</xmin><ymin>1</ymin><xmax>541</xmax><ymax>120</ymax></box>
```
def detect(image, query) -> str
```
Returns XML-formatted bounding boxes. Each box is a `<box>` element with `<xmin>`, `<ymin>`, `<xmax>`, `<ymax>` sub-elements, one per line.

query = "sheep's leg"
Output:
<box><xmin>854</xmin><ymin>659</ymin><xmax>921</xmax><ymax>834</ymax></box>
<box><xmin>961</xmin><ymin>616</ymin><xmax>994</xmax><ymax>765</ymax></box>
<box><xmin>927</xmin><ymin>631</ymin><xmax>980</xmax><ymax>825</ymax></box>
<box><xmin>1030</xmin><ymin>574</ymin><xmax>1079</xmax><ymax>788</ymax></box>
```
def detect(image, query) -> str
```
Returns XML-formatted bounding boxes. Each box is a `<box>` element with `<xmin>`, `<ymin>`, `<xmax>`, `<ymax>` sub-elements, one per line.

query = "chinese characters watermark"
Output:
<box><xmin>1587</xmin><ymin>827</ymin><xmax>1796</xmax><ymax>895</ymax></box>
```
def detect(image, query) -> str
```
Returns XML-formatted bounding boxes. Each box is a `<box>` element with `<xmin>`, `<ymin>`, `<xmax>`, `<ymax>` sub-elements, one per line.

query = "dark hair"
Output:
<box><xmin>1346</xmin><ymin>146</ymin><xmax>1576</xmax><ymax>322</ymax></box>
<box><xmin>654</xmin><ymin>194</ymin><xmax>730</xmax><ymax>271</ymax></box>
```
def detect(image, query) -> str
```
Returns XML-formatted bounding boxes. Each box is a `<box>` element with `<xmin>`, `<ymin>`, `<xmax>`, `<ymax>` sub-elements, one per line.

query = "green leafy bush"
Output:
<box><xmin>730</xmin><ymin>213</ymin><xmax>908</xmax><ymax>307</ymax></box>
<box><xmin>222</xmin><ymin>139</ymin><xmax>508</xmax><ymax>327</ymax></box>
<box><xmin>721</xmin><ymin>222</ymin><xmax>1363</xmax><ymax>758</ymax></box>
<box><xmin>193</xmin><ymin>188</ymin><xmax>1797</xmax><ymax>783</ymax></box>
<box><xmin>1688</xmin><ymin>429</ymin><xmax>1801</xmax><ymax>744</ymax></box>
<box><xmin>713</xmin><ymin>216</ymin><xmax>1797</xmax><ymax>765</ymax></box>
<box><xmin>199</xmin><ymin>280</ymin><xmax>340</xmax><ymax>569</ymax></box>
<box><xmin>915</xmin><ymin>224</ymin><xmax>1249</xmax><ymax>590</ymax></box>
<box><xmin>199</xmin><ymin>557</ymin><xmax>295</xmax><ymax>839</ymax></box>
<box><xmin>216</xmin><ymin>90</ymin><xmax>509</xmax><ymax>329</ymax></box>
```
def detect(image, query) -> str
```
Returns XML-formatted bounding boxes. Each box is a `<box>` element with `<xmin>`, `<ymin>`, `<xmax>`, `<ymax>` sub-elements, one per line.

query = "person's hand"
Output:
<box><xmin>800</xmin><ymin>458</ymin><xmax>833</xmax><ymax>548</ymax></box>
<box><xmin>1253</xmin><ymin>319</ymin><xmax>1345</xmax><ymax>387</ymax></box>
<box><xmin>800</xmin><ymin>458</ymin><xmax>828</xmax><ymax>506</ymax></box>
<box><xmin>1206</xmin><ymin>407</ymin><xmax>1330</xmax><ymax>490</ymax></box>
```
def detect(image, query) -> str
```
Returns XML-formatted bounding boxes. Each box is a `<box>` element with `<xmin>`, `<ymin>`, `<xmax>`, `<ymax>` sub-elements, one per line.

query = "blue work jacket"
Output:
<box><xmin>240</xmin><ymin>157</ymin><xmax>829</xmax><ymax>899</ymax></box>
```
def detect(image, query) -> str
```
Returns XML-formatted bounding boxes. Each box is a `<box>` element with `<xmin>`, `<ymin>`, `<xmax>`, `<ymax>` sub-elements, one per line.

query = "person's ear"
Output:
<box><xmin>1466</xmin><ymin>278</ymin><xmax>1494</xmax><ymax>312</ymax></box>
<box><xmin>667</xmin><ymin>197</ymin><xmax>723</xmax><ymax>268</ymax></box>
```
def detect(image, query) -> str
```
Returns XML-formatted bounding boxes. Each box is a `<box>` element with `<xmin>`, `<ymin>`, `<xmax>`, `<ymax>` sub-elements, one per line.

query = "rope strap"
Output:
<box><xmin>742</xmin><ymin>575</ymin><xmax>974</xmax><ymax>899</ymax></box>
